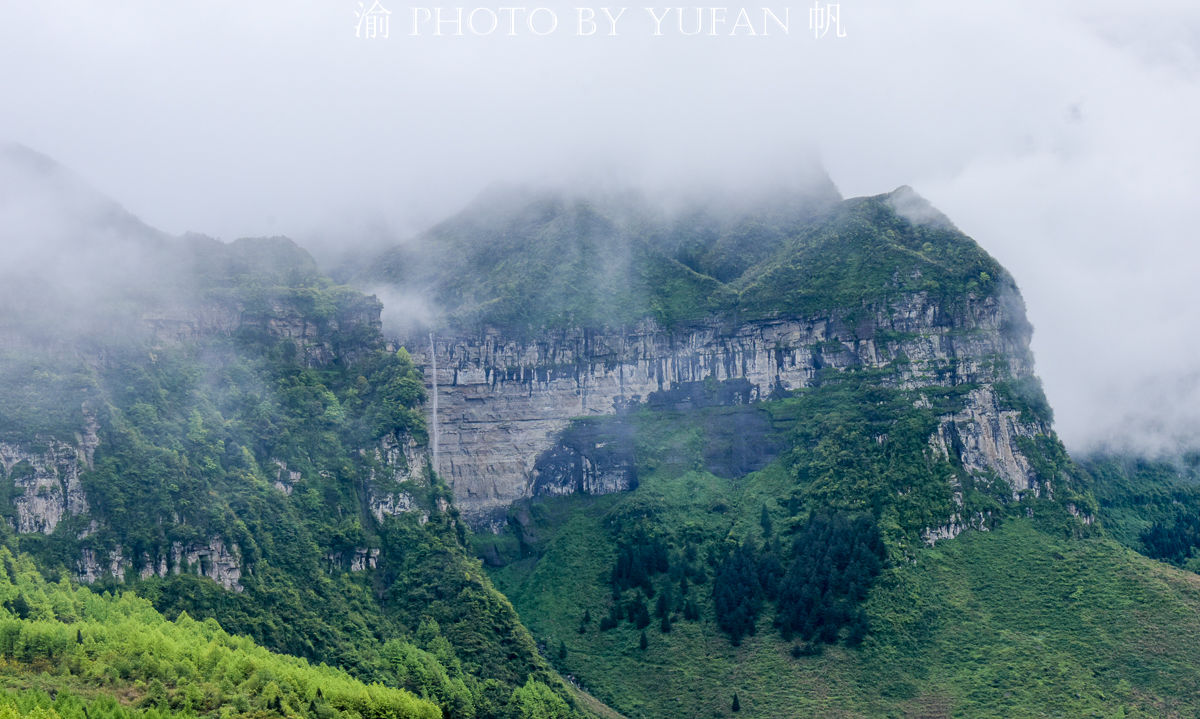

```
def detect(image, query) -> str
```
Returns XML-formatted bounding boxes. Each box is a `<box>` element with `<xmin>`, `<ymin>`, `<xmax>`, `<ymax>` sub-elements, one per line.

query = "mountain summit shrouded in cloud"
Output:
<box><xmin>6</xmin><ymin>1</ymin><xmax>1198</xmax><ymax>455</ymax></box>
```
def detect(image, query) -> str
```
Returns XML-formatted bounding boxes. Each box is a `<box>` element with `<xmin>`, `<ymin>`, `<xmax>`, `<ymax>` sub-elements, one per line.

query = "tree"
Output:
<box><xmin>599</xmin><ymin>607</ymin><xmax>618</xmax><ymax>631</ymax></box>
<box><xmin>775</xmin><ymin>512</ymin><xmax>884</xmax><ymax>645</ymax></box>
<box><xmin>654</xmin><ymin>588</ymin><xmax>670</xmax><ymax>619</ymax></box>
<box><xmin>557</xmin><ymin>640</ymin><xmax>567</xmax><ymax>660</ymax></box>
<box><xmin>639</xmin><ymin>630</ymin><xmax>648</xmax><ymax>650</ymax></box>
<box><xmin>732</xmin><ymin>693</ymin><xmax>741</xmax><ymax>712</ymax></box>
<box><xmin>660</xmin><ymin>613</ymin><xmax>671</xmax><ymax>633</ymax></box>
<box><xmin>630</xmin><ymin>597</ymin><xmax>651</xmax><ymax>629</ymax></box>
<box><xmin>713</xmin><ymin>541</ymin><xmax>762</xmax><ymax>644</ymax></box>
<box><xmin>510</xmin><ymin>678</ymin><xmax>572</xmax><ymax>719</ymax></box>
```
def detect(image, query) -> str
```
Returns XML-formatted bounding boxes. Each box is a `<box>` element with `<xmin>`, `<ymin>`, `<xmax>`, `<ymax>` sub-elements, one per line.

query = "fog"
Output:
<box><xmin>1</xmin><ymin>0</ymin><xmax>1198</xmax><ymax>455</ymax></box>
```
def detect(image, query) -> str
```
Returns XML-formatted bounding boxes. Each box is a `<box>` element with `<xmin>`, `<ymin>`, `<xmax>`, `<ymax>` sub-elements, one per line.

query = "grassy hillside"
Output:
<box><xmin>489</xmin><ymin>471</ymin><xmax>1200</xmax><ymax>718</ymax></box>
<box><xmin>476</xmin><ymin>376</ymin><xmax>1200</xmax><ymax>718</ymax></box>
<box><xmin>0</xmin><ymin>547</ymin><xmax>442</xmax><ymax>718</ymax></box>
<box><xmin>496</xmin><ymin>512</ymin><xmax>1200</xmax><ymax>717</ymax></box>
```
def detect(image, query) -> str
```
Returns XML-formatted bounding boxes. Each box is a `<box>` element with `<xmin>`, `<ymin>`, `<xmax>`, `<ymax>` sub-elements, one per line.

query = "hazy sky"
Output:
<box><xmin>2</xmin><ymin>0</ymin><xmax>1198</xmax><ymax>454</ymax></box>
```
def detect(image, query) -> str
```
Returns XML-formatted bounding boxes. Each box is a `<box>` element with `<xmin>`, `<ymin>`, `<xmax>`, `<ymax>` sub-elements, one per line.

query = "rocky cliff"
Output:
<box><xmin>0</xmin><ymin>415</ymin><xmax>97</xmax><ymax>534</ymax></box>
<box><xmin>0</xmin><ymin>246</ymin><xmax>398</xmax><ymax>591</ymax></box>
<box><xmin>415</xmin><ymin>289</ymin><xmax>1046</xmax><ymax>528</ymax></box>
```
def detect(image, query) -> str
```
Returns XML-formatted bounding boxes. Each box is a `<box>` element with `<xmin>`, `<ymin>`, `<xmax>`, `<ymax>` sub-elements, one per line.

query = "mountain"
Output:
<box><xmin>352</xmin><ymin>180</ymin><xmax>1200</xmax><ymax>716</ymax></box>
<box><xmin>5</xmin><ymin>146</ymin><xmax>1200</xmax><ymax>718</ymax></box>
<box><xmin>355</xmin><ymin>182</ymin><xmax>1051</xmax><ymax>528</ymax></box>
<box><xmin>0</xmin><ymin>147</ymin><xmax>594</xmax><ymax>718</ymax></box>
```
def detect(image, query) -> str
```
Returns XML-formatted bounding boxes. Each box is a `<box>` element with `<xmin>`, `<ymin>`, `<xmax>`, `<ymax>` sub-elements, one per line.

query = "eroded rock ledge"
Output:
<box><xmin>414</xmin><ymin>291</ymin><xmax>1039</xmax><ymax>527</ymax></box>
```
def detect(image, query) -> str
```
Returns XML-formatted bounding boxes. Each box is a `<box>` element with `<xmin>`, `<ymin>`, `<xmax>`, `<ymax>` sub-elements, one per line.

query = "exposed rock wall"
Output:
<box><xmin>363</xmin><ymin>433</ymin><xmax>428</xmax><ymax>523</ymax></box>
<box><xmin>77</xmin><ymin>537</ymin><xmax>244</xmax><ymax>591</ymax></box>
<box><xmin>414</xmin><ymin>291</ymin><xmax>1037</xmax><ymax>526</ymax></box>
<box><xmin>326</xmin><ymin>547</ymin><xmax>381</xmax><ymax>572</ymax></box>
<box><xmin>930</xmin><ymin>386</ymin><xmax>1047</xmax><ymax>501</ymax></box>
<box><xmin>0</xmin><ymin>416</ymin><xmax>97</xmax><ymax>534</ymax></box>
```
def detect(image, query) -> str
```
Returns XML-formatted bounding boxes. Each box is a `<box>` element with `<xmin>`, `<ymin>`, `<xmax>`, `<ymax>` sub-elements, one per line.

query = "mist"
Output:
<box><xmin>2</xmin><ymin>1</ymin><xmax>1199</xmax><ymax>454</ymax></box>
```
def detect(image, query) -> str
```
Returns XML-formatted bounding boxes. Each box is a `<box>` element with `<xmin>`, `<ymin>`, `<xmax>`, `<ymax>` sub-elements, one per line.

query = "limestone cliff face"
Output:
<box><xmin>77</xmin><ymin>537</ymin><xmax>245</xmax><ymax>591</ymax></box>
<box><xmin>0</xmin><ymin>415</ymin><xmax>97</xmax><ymax>534</ymax></box>
<box><xmin>415</xmin><ymin>290</ymin><xmax>1043</xmax><ymax>527</ymax></box>
<box><xmin>362</xmin><ymin>433</ymin><xmax>430</xmax><ymax>524</ymax></box>
<box><xmin>931</xmin><ymin>385</ymin><xmax>1048</xmax><ymax>501</ymax></box>
<box><xmin>918</xmin><ymin>384</ymin><xmax>1056</xmax><ymax>545</ymax></box>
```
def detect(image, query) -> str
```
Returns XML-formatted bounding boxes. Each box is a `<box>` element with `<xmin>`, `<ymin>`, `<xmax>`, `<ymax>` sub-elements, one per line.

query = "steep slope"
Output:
<box><xmin>0</xmin><ymin>547</ymin><xmax>441</xmax><ymax>718</ymax></box>
<box><xmin>0</xmin><ymin>148</ymin><xmax>592</xmax><ymax>718</ymax></box>
<box><xmin>360</xmin><ymin>184</ymin><xmax>1061</xmax><ymax>528</ymax></box>
<box><xmin>349</xmin><ymin>180</ymin><xmax>1200</xmax><ymax>717</ymax></box>
<box><xmin>1082</xmin><ymin>452</ymin><xmax>1200</xmax><ymax>569</ymax></box>
<box><xmin>358</xmin><ymin>180</ymin><xmax>840</xmax><ymax>335</ymax></box>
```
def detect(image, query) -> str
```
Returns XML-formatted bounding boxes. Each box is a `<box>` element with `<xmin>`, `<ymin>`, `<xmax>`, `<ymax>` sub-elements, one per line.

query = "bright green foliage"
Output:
<box><xmin>0</xmin><ymin>547</ymin><xmax>441</xmax><ymax>718</ymax></box>
<box><xmin>0</xmin><ymin>689</ymin><xmax>182</xmax><ymax>719</ymax></box>
<box><xmin>509</xmin><ymin>678</ymin><xmax>572</xmax><ymax>719</ymax></box>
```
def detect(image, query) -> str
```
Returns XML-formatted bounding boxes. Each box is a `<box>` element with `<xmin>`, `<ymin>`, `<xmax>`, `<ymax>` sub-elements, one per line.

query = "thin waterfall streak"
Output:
<box><xmin>429</xmin><ymin>332</ymin><xmax>440</xmax><ymax>478</ymax></box>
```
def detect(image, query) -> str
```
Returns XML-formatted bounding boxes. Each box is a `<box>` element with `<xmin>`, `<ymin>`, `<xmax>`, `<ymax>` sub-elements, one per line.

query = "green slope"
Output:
<box><xmin>497</xmin><ymin>513</ymin><xmax>1200</xmax><ymax>718</ymax></box>
<box><xmin>0</xmin><ymin>547</ymin><xmax>441</xmax><ymax>718</ymax></box>
<box><xmin>356</xmin><ymin>185</ymin><xmax>1016</xmax><ymax>336</ymax></box>
<box><xmin>488</xmin><ymin>460</ymin><xmax>1200</xmax><ymax>718</ymax></box>
<box><xmin>0</xmin><ymin>225</ymin><xmax>592</xmax><ymax>717</ymax></box>
<box><xmin>474</xmin><ymin>375</ymin><xmax>1200</xmax><ymax>718</ymax></box>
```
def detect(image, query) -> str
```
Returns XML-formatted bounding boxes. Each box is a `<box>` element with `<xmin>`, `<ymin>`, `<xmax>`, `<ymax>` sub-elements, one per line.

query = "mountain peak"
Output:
<box><xmin>883</xmin><ymin>184</ymin><xmax>957</xmax><ymax>231</ymax></box>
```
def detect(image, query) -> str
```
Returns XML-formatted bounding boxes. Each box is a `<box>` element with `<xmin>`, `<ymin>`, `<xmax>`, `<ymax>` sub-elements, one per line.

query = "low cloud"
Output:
<box><xmin>1</xmin><ymin>1</ymin><xmax>1198</xmax><ymax>454</ymax></box>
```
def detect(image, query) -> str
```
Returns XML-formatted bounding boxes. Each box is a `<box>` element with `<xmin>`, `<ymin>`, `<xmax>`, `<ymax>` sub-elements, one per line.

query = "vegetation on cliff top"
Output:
<box><xmin>358</xmin><ymin>186</ymin><xmax>1016</xmax><ymax>336</ymax></box>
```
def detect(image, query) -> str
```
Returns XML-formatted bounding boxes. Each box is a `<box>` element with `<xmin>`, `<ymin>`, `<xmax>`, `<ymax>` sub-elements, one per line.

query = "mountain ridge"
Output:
<box><xmin>3</xmin><ymin>147</ymin><xmax>1200</xmax><ymax>717</ymax></box>
<box><xmin>0</xmin><ymin>148</ymin><xmax>599</xmax><ymax>718</ymax></box>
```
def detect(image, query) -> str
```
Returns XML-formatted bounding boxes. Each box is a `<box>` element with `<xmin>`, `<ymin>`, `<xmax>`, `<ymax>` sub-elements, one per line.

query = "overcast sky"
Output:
<box><xmin>1</xmin><ymin>0</ymin><xmax>1198</xmax><ymax>455</ymax></box>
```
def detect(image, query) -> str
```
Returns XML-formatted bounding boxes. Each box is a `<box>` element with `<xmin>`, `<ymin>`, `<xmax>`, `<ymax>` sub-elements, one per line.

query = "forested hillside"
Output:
<box><xmin>6</xmin><ymin>144</ymin><xmax>1200</xmax><ymax>718</ymax></box>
